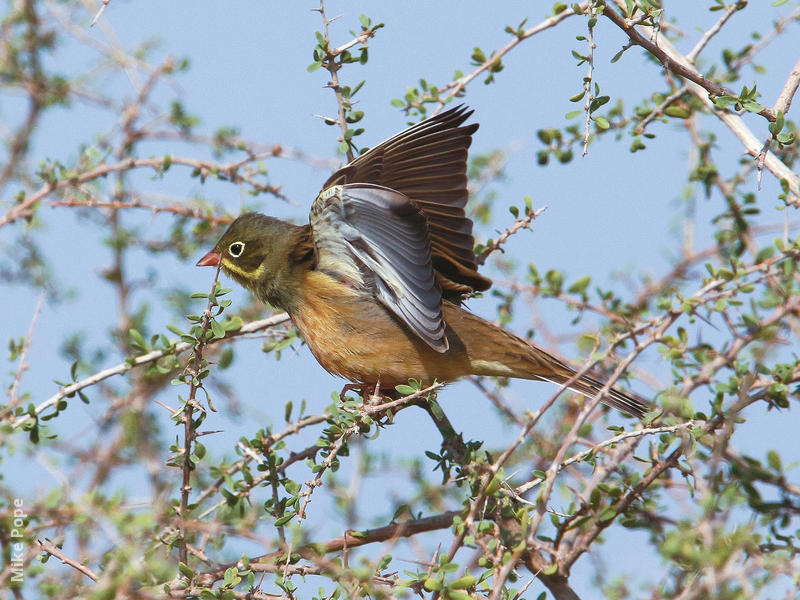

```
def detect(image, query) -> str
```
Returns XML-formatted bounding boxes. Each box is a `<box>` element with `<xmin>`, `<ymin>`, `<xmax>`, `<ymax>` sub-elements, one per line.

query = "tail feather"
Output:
<box><xmin>443</xmin><ymin>304</ymin><xmax>652</xmax><ymax>418</ymax></box>
<box><xmin>556</xmin><ymin>373</ymin><xmax>651</xmax><ymax>419</ymax></box>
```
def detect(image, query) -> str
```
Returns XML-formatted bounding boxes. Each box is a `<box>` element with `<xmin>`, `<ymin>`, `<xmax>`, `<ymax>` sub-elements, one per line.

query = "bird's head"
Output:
<box><xmin>196</xmin><ymin>213</ymin><xmax>299</xmax><ymax>302</ymax></box>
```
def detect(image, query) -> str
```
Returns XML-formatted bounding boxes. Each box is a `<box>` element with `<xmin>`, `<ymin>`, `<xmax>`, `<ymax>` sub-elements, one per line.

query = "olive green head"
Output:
<box><xmin>197</xmin><ymin>213</ymin><xmax>303</xmax><ymax>306</ymax></box>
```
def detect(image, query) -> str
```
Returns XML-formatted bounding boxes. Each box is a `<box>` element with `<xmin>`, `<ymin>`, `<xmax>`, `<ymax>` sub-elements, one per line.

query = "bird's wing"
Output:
<box><xmin>321</xmin><ymin>105</ymin><xmax>491</xmax><ymax>298</ymax></box>
<box><xmin>311</xmin><ymin>183</ymin><xmax>448</xmax><ymax>352</ymax></box>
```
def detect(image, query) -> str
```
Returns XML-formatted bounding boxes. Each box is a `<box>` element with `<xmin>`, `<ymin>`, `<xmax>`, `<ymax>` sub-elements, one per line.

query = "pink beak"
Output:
<box><xmin>196</xmin><ymin>250</ymin><xmax>221</xmax><ymax>267</ymax></box>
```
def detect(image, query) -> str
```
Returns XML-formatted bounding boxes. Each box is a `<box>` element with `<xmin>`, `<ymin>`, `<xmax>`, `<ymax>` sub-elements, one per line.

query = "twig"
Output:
<box><xmin>5</xmin><ymin>313</ymin><xmax>291</xmax><ymax>429</ymax></box>
<box><xmin>686</xmin><ymin>3</ymin><xmax>742</xmax><ymax>64</ymax></box>
<box><xmin>296</xmin><ymin>422</ymin><xmax>357</xmax><ymax>520</ymax></box>
<box><xmin>476</xmin><ymin>206</ymin><xmax>546</xmax><ymax>265</ymax></box>
<box><xmin>773</xmin><ymin>56</ymin><xmax>800</xmax><ymax>116</ymax></box>
<box><xmin>1</xmin><ymin>154</ymin><xmax>284</xmax><ymax>229</ymax></box>
<box><xmin>316</xmin><ymin>0</ymin><xmax>355</xmax><ymax>162</ymax></box>
<box><xmin>434</xmin><ymin>3</ymin><xmax>590</xmax><ymax>113</ymax></box>
<box><xmin>582</xmin><ymin>4</ymin><xmax>597</xmax><ymax>156</ymax></box>
<box><xmin>89</xmin><ymin>0</ymin><xmax>111</xmax><ymax>27</ymax></box>
<box><xmin>38</xmin><ymin>539</ymin><xmax>99</xmax><ymax>582</ymax></box>
<box><xmin>196</xmin><ymin>511</ymin><xmax>459</xmax><ymax>585</ymax></box>
<box><xmin>7</xmin><ymin>291</ymin><xmax>45</xmax><ymax>412</ymax></box>
<box><xmin>46</xmin><ymin>197</ymin><xmax>234</xmax><ymax>225</ymax></box>
<box><xmin>514</xmin><ymin>421</ymin><xmax>697</xmax><ymax>495</ymax></box>
<box><xmin>633</xmin><ymin>85</ymin><xmax>687</xmax><ymax>135</ymax></box>
<box><xmin>601</xmin><ymin>1</ymin><xmax>800</xmax><ymax>201</ymax></box>
<box><xmin>177</xmin><ymin>267</ymin><xmax>223</xmax><ymax>564</ymax></box>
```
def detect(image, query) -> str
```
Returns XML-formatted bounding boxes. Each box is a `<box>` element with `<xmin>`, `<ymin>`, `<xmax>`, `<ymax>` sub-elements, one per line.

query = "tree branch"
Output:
<box><xmin>38</xmin><ymin>539</ymin><xmax>99</xmax><ymax>582</ymax></box>
<box><xmin>4</xmin><ymin>313</ymin><xmax>290</xmax><ymax>429</ymax></box>
<box><xmin>196</xmin><ymin>511</ymin><xmax>459</xmax><ymax>585</ymax></box>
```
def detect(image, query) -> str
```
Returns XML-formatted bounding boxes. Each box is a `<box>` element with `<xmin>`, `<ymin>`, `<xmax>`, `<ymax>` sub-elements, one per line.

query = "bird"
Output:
<box><xmin>196</xmin><ymin>105</ymin><xmax>650</xmax><ymax>418</ymax></box>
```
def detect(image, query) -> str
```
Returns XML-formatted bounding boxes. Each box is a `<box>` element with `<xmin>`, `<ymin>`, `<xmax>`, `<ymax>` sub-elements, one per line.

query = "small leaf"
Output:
<box><xmin>742</xmin><ymin>100</ymin><xmax>765</xmax><ymax>113</ymax></box>
<box><xmin>210</xmin><ymin>319</ymin><xmax>226</xmax><ymax>339</ymax></box>
<box><xmin>713</xmin><ymin>95</ymin><xmax>738</xmax><ymax>108</ymax></box>
<box><xmin>423</xmin><ymin>578</ymin><xmax>442</xmax><ymax>591</ymax></box>
<box><xmin>178</xmin><ymin>562</ymin><xmax>194</xmax><ymax>578</ymax></box>
<box><xmin>450</xmin><ymin>575</ymin><xmax>476</xmax><ymax>589</ymax></box>
<box><xmin>598</xmin><ymin>506</ymin><xmax>617</xmax><ymax>521</ymax></box>
<box><xmin>664</xmin><ymin>105</ymin><xmax>691</xmax><ymax>118</ymax></box>
<box><xmin>275</xmin><ymin>512</ymin><xmax>296</xmax><ymax>526</ymax></box>
<box><xmin>593</xmin><ymin>116</ymin><xmax>610</xmax><ymax>129</ymax></box>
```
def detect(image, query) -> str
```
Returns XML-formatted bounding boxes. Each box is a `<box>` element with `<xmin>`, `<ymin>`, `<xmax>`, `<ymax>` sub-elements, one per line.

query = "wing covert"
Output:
<box><xmin>311</xmin><ymin>183</ymin><xmax>448</xmax><ymax>352</ymax></box>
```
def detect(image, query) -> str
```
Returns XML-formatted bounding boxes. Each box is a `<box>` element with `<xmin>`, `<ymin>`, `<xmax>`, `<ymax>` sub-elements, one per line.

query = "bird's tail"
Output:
<box><xmin>444</xmin><ymin>304</ymin><xmax>652</xmax><ymax>418</ymax></box>
<box><xmin>536</xmin><ymin>370</ymin><xmax>651</xmax><ymax>419</ymax></box>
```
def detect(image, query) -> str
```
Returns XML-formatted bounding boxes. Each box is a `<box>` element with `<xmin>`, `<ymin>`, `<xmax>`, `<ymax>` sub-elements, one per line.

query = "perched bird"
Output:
<box><xmin>197</xmin><ymin>106</ymin><xmax>649</xmax><ymax>418</ymax></box>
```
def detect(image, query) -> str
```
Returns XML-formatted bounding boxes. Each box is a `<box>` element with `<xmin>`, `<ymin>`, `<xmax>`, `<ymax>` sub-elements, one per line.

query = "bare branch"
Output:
<box><xmin>773</xmin><ymin>56</ymin><xmax>800</xmax><ymax>116</ymax></box>
<box><xmin>196</xmin><ymin>511</ymin><xmax>459</xmax><ymax>585</ymax></box>
<box><xmin>686</xmin><ymin>2</ymin><xmax>743</xmax><ymax>64</ymax></box>
<box><xmin>38</xmin><ymin>539</ymin><xmax>99</xmax><ymax>582</ymax></box>
<box><xmin>7</xmin><ymin>292</ymin><xmax>45</xmax><ymax>412</ymax></box>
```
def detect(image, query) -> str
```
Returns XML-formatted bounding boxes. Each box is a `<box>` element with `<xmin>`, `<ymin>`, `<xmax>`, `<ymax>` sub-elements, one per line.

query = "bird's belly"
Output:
<box><xmin>291</xmin><ymin>272</ymin><xmax>469</xmax><ymax>385</ymax></box>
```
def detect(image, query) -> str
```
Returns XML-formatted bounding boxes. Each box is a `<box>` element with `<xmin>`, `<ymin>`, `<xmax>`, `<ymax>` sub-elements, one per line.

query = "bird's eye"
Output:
<box><xmin>228</xmin><ymin>242</ymin><xmax>245</xmax><ymax>257</ymax></box>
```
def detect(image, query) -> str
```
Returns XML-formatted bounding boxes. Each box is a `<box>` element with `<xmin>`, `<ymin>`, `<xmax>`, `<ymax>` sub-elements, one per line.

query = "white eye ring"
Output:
<box><xmin>228</xmin><ymin>241</ymin><xmax>245</xmax><ymax>257</ymax></box>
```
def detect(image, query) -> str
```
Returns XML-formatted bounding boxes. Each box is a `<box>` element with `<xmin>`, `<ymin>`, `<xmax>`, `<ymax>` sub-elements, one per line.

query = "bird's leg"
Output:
<box><xmin>339</xmin><ymin>382</ymin><xmax>362</xmax><ymax>402</ymax></box>
<box><xmin>339</xmin><ymin>381</ymin><xmax>389</xmax><ymax>404</ymax></box>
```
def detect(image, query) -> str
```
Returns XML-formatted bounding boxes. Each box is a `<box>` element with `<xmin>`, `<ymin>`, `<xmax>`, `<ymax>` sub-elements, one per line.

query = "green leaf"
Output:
<box><xmin>543</xmin><ymin>563</ymin><xmax>559</xmax><ymax>575</ymax></box>
<box><xmin>129</xmin><ymin>328</ymin><xmax>147</xmax><ymax>351</ymax></box>
<box><xmin>178</xmin><ymin>562</ymin><xmax>194</xmax><ymax>578</ymax></box>
<box><xmin>210</xmin><ymin>319</ymin><xmax>226</xmax><ymax>339</ymax></box>
<box><xmin>593</xmin><ymin>116</ymin><xmax>610</xmax><ymax>129</ymax></box>
<box><xmin>450</xmin><ymin>575</ymin><xmax>476</xmax><ymax>589</ymax></box>
<box><xmin>423</xmin><ymin>578</ymin><xmax>442</xmax><ymax>591</ymax></box>
<box><xmin>768</xmin><ymin>110</ymin><xmax>784</xmax><ymax>134</ymax></box>
<box><xmin>598</xmin><ymin>506</ymin><xmax>617</xmax><ymax>521</ymax></box>
<box><xmin>713</xmin><ymin>95</ymin><xmax>738</xmax><ymax>108</ymax></box>
<box><xmin>569</xmin><ymin>91</ymin><xmax>586</xmax><ymax>102</ymax></box>
<box><xmin>742</xmin><ymin>100</ymin><xmax>765</xmax><ymax>113</ymax></box>
<box><xmin>224</xmin><ymin>316</ymin><xmax>243</xmax><ymax>331</ymax></box>
<box><xmin>274</xmin><ymin>512</ymin><xmax>296</xmax><ymax>526</ymax></box>
<box><xmin>664</xmin><ymin>105</ymin><xmax>691</xmax><ymax>118</ymax></box>
<box><xmin>767</xmin><ymin>449</ymin><xmax>782</xmax><ymax>472</ymax></box>
<box><xmin>568</xmin><ymin>275</ymin><xmax>591</xmax><ymax>295</ymax></box>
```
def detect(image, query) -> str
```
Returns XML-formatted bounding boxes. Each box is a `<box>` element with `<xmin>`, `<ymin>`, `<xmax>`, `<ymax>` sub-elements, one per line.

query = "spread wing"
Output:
<box><xmin>322</xmin><ymin>105</ymin><xmax>491</xmax><ymax>298</ymax></box>
<box><xmin>311</xmin><ymin>183</ymin><xmax>447</xmax><ymax>352</ymax></box>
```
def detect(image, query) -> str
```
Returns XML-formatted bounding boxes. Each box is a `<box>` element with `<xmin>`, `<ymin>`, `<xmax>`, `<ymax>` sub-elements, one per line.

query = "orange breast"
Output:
<box><xmin>290</xmin><ymin>270</ymin><xmax>472</xmax><ymax>385</ymax></box>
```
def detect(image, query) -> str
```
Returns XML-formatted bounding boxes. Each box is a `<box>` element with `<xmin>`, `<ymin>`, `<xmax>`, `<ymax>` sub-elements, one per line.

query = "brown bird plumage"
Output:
<box><xmin>197</xmin><ymin>106</ymin><xmax>650</xmax><ymax>418</ymax></box>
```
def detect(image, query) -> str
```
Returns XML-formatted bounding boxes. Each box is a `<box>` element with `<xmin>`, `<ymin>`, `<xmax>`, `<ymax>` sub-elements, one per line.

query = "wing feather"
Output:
<box><xmin>311</xmin><ymin>183</ymin><xmax>448</xmax><ymax>352</ymax></box>
<box><xmin>321</xmin><ymin>105</ymin><xmax>491</xmax><ymax>298</ymax></box>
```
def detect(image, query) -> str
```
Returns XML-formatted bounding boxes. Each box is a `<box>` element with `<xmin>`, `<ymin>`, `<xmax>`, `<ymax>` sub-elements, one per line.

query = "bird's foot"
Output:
<box><xmin>339</xmin><ymin>381</ymin><xmax>386</xmax><ymax>405</ymax></box>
